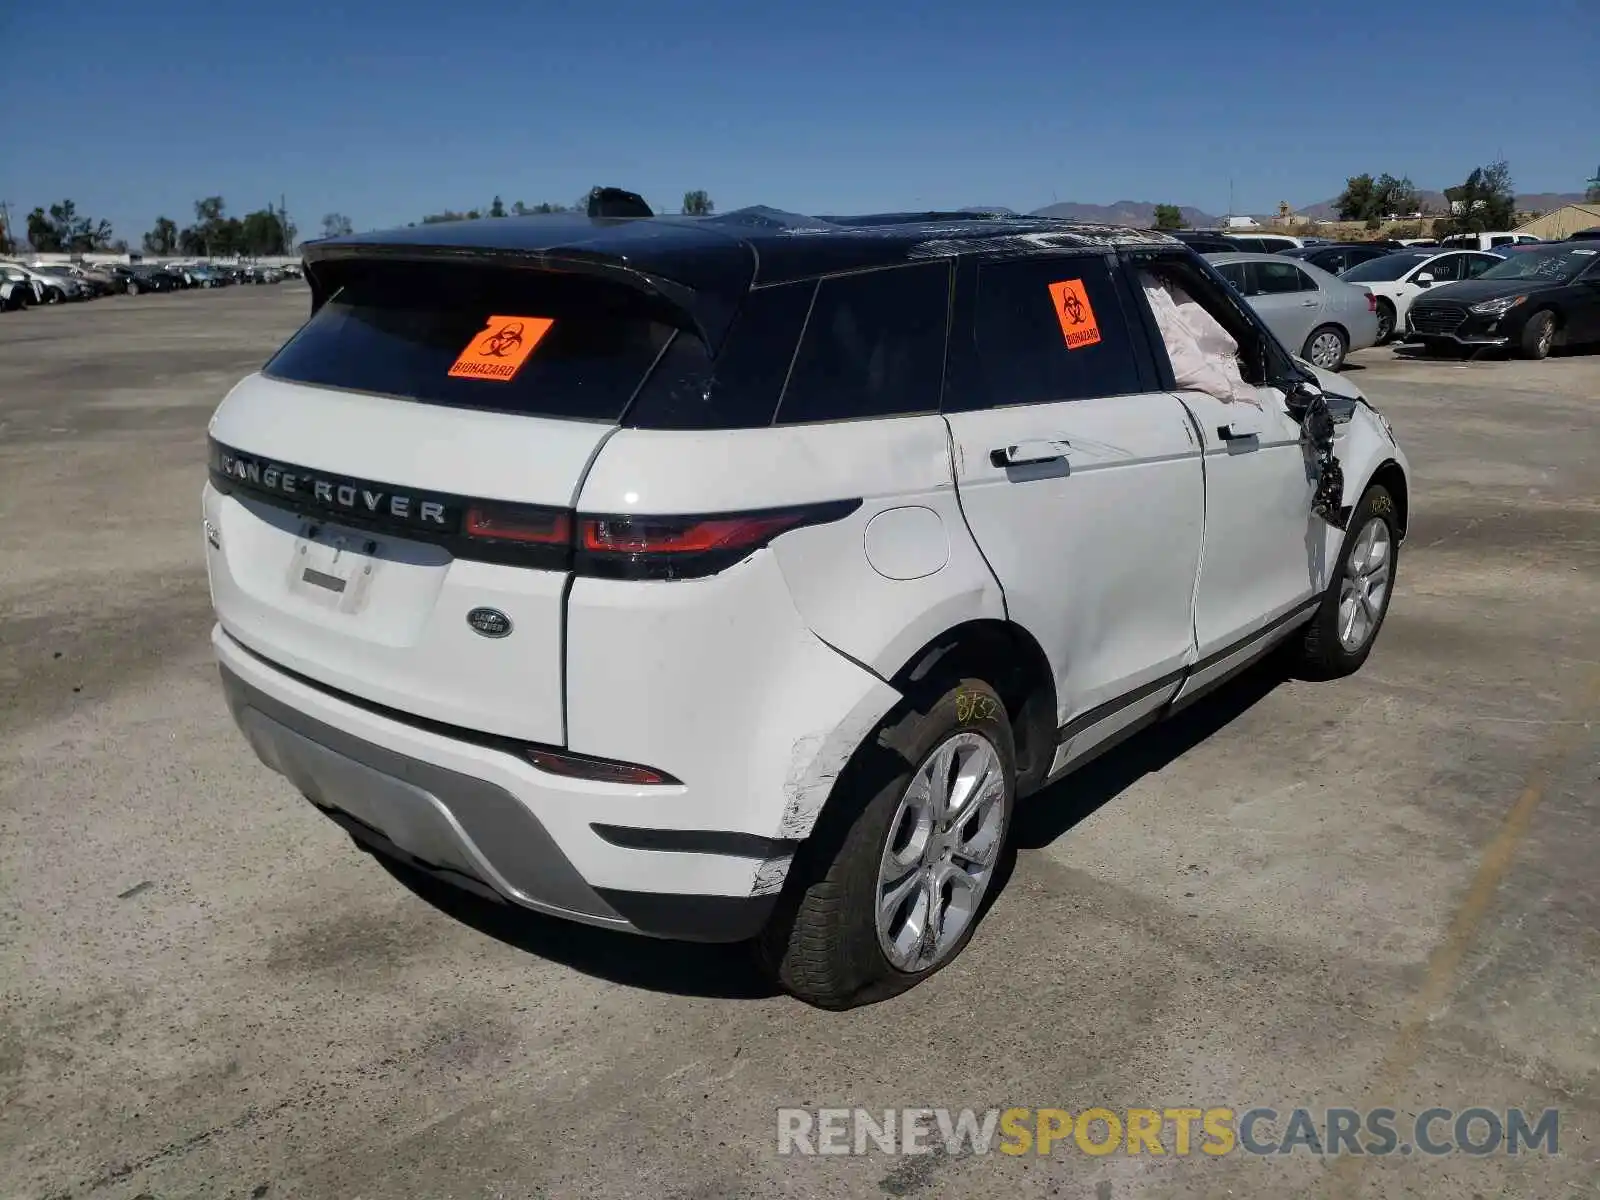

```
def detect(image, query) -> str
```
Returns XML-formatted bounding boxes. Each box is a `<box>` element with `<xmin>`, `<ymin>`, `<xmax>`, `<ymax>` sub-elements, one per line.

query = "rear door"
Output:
<box><xmin>204</xmin><ymin>259</ymin><xmax>694</xmax><ymax>743</ymax></box>
<box><xmin>1247</xmin><ymin>258</ymin><xmax>1324</xmax><ymax>350</ymax></box>
<box><xmin>1570</xmin><ymin>251</ymin><xmax>1600</xmax><ymax>341</ymax></box>
<box><xmin>942</xmin><ymin>253</ymin><xmax>1204</xmax><ymax>759</ymax></box>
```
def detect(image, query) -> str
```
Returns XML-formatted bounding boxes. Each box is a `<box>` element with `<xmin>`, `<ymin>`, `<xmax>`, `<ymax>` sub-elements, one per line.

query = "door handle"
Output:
<box><xmin>991</xmin><ymin>439</ymin><xmax>1070</xmax><ymax>468</ymax></box>
<box><xmin>1217</xmin><ymin>423</ymin><xmax>1260</xmax><ymax>442</ymax></box>
<box><xmin>1300</xmin><ymin>299</ymin><xmax>1318</xmax><ymax>307</ymax></box>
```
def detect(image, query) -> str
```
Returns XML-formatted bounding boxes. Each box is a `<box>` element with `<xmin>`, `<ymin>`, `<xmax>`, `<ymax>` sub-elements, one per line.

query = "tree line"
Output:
<box><xmin>1334</xmin><ymin>160</ymin><xmax>1515</xmax><ymax>234</ymax></box>
<box><xmin>143</xmin><ymin>197</ymin><xmax>296</xmax><ymax>257</ymax></box>
<box><xmin>389</xmin><ymin>189</ymin><xmax>715</xmax><ymax>230</ymax></box>
<box><xmin>21</xmin><ymin>201</ymin><xmax>124</xmax><ymax>253</ymax></box>
<box><xmin>9</xmin><ymin>197</ymin><xmax>296</xmax><ymax>257</ymax></box>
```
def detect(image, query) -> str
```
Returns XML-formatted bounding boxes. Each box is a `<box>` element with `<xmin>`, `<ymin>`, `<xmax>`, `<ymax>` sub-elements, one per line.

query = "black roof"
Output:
<box><xmin>301</xmin><ymin>207</ymin><xmax>1183</xmax><ymax>349</ymax></box>
<box><xmin>305</xmin><ymin>208</ymin><xmax>1181</xmax><ymax>287</ymax></box>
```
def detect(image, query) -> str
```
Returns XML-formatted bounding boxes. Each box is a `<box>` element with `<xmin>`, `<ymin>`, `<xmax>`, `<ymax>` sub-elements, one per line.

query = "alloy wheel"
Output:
<box><xmin>875</xmin><ymin>731</ymin><xmax>1007</xmax><ymax>973</ymax></box>
<box><xmin>1338</xmin><ymin>516</ymin><xmax>1392</xmax><ymax>652</ymax></box>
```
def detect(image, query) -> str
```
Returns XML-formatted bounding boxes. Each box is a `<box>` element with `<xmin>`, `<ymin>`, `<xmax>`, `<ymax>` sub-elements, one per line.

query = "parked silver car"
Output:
<box><xmin>1204</xmin><ymin>252</ymin><xmax>1380</xmax><ymax>370</ymax></box>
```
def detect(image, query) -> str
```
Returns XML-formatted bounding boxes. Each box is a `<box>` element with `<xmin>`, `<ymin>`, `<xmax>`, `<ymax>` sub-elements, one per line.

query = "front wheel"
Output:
<box><xmin>759</xmin><ymin>679</ymin><xmax>1016</xmax><ymax>1009</ymax></box>
<box><xmin>1518</xmin><ymin>310</ymin><xmax>1557</xmax><ymax>360</ymax></box>
<box><xmin>44</xmin><ymin>287</ymin><xmax>64</xmax><ymax>305</ymax></box>
<box><xmin>1294</xmin><ymin>484</ymin><xmax>1399</xmax><ymax>679</ymax></box>
<box><xmin>126</xmin><ymin>280</ymin><xmax>140</xmax><ymax>296</ymax></box>
<box><xmin>1303</xmin><ymin>324</ymin><xmax>1348</xmax><ymax>371</ymax></box>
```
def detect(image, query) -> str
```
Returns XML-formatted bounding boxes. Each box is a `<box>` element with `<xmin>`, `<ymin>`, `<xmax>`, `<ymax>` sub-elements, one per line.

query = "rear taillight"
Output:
<box><xmin>576</xmin><ymin>500</ymin><xmax>860</xmax><ymax>580</ymax></box>
<box><xmin>459</xmin><ymin>501</ymin><xmax>573</xmax><ymax>568</ymax></box>
<box><xmin>1365</xmin><ymin>293</ymin><xmax>1377</xmax><ymax>312</ymax></box>
<box><xmin>522</xmin><ymin>746</ymin><xmax>679</xmax><ymax>786</ymax></box>
<box><xmin>465</xmin><ymin>502</ymin><xmax>570</xmax><ymax>546</ymax></box>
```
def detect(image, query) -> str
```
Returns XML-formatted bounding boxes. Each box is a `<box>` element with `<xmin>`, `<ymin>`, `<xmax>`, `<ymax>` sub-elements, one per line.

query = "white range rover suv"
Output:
<box><xmin>205</xmin><ymin>208</ymin><xmax>1409</xmax><ymax>1008</ymax></box>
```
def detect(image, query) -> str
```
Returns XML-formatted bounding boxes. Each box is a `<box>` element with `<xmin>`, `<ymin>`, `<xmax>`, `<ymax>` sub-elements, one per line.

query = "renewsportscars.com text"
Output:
<box><xmin>777</xmin><ymin>1106</ymin><xmax>1560</xmax><ymax>1158</ymax></box>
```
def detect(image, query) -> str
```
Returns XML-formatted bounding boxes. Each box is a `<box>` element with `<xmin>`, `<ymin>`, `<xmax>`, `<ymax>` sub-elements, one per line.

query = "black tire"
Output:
<box><xmin>1302</xmin><ymin>324</ymin><xmax>1348</xmax><ymax>371</ymax></box>
<box><xmin>1518</xmin><ymin>310</ymin><xmax>1557</xmax><ymax>360</ymax></box>
<box><xmin>44</xmin><ymin>286</ymin><xmax>64</xmax><ymax>305</ymax></box>
<box><xmin>1374</xmin><ymin>299</ymin><xmax>1396</xmax><ymax>345</ymax></box>
<box><xmin>1294</xmin><ymin>484</ymin><xmax>1400</xmax><ymax>680</ymax></box>
<box><xmin>759</xmin><ymin>678</ymin><xmax>1017</xmax><ymax>1009</ymax></box>
<box><xmin>126</xmin><ymin>280</ymin><xmax>140</xmax><ymax>296</ymax></box>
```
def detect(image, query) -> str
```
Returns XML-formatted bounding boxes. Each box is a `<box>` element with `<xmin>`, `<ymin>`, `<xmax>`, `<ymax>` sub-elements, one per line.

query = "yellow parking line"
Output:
<box><xmin>1330</xmin><ymin>666</ymin><xmax>1600</xmax><ymax>1195</ymax></box>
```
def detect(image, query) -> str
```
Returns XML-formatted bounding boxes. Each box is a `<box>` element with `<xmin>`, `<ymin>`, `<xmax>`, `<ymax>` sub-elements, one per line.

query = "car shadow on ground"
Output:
<box><xmin>371</xmin><ymin>660</ymin><xmax>1289</xmax><ymax>1001</ymax></box>
<box><xmin>371</xmin><ymin>851</ymin><xmax>781</xmax><ymax>999</ymax></box>
<box><xmin>1011</xmin><ymin>659</ymin><xmax>1286</xmax><ymax>850</ymax></box>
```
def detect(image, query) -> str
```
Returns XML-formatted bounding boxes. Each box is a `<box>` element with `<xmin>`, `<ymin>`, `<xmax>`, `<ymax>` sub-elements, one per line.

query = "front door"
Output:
<box><xmin>1123</xmin><ymin>252</ymin><xmax>1327</xmax><ymax>695</ymax></box>
<box><xmin>942</xmin><ymin>253</ymin><xmax>1205</xmax><ymax>767</ymax></box>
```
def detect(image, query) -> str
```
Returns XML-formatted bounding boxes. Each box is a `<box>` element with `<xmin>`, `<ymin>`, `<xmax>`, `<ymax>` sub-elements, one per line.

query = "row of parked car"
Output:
<box><xmin>1165</xmin><ymin>228</ymin><xmax>1600</xmax><ymax>366</ymax></box>
<box><xmin>0</xmin><ymin>260</ymin><xmax>300</xmax><ymax>309</ymax></box>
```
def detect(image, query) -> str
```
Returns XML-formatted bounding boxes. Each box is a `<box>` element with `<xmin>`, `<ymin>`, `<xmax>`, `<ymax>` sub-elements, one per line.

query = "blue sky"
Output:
<box><xmin>3</xmin><ymin>0</ymin><xmax>1596</xmax><ymax>243</ymax></box>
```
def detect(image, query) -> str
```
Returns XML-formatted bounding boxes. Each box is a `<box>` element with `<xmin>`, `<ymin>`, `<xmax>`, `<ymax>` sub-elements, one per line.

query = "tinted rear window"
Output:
<box><xmin>775</xmin><ymin>262</ymin><xmax>951</xmax><ymax>424</ymax></box>
<box><xmin>952</xmin><ymin>254</ymin><xmax>1142</xmax><ymax>409</ymax></box>
<box><xmin>266</xmin><ymin>262</ymin><xmax>686</xmax><ymax>422</ymax></box>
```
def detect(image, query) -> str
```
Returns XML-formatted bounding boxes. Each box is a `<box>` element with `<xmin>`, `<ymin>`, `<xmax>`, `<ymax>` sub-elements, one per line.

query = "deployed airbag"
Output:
<box><xmin>1139</xmin><ymin>272</ymin><xmax>1260</xmax><ymax>406</ymax></box>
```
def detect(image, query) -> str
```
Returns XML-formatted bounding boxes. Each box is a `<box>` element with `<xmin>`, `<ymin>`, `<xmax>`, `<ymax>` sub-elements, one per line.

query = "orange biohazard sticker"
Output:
<box><xmin>448</xmin><ymin>316</ymin><xmax>555</xmax><ymax>382</ymax></box>
<box><xmin>1047</xmin><ymin>279</ymin><xmax>1101</xmax><ymax>350</ymax></box>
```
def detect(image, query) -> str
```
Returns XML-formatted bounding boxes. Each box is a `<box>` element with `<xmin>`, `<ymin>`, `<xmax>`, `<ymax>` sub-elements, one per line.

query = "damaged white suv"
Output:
<box><xmin>205</xmin><ymin>208</ymin><xmax>1409</xmax><ymax>1008</ymax></box>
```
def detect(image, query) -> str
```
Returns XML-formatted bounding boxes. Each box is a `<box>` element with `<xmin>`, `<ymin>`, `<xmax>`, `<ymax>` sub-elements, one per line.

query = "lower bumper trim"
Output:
<box><xmin>221</xmin><ymin>659</ymin><xmax>779</xmax><ymax>943</ymax></box>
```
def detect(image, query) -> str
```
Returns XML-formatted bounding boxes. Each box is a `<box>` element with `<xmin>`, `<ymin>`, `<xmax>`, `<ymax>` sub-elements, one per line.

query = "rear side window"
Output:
<box><xmin>266</xmin><ymin>262</ymin><xmax>684</xmax><ymax>422</ymax></box>
<box><xmin>953</xmin><ymin>255</ymin><xmax>1142</xmax><ymax>410</ymax></box>
<box><xmin>1254</xmin><ymin>261</ymin><xmax>1315</xmax><ymax>293</ymax></box>
<box><xmin>1215</xmin><ymin>262</ymin><xmax>1247</xmax><ymax>291</ymax></box>
<box><xmin>774</xmin><ymin>263</ymin><xmax>950</xmax><ymax>424</ymax></box>
<box><xmin>626</xmin><ymin>282</ymin><xmax>813</xmax><ymax>429</ymax></box>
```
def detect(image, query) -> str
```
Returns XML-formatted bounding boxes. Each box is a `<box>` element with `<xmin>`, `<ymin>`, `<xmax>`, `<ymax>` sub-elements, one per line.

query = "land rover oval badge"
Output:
<box><xmin>466</xmin><ymin>607</ymin><xmax>513</xmax><ymax>639</ymax></box>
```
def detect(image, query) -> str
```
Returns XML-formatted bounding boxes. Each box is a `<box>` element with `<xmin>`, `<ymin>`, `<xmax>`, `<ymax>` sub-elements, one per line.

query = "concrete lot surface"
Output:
<box><xmin>1</xmin><ymin>287</ymin><xmax>1596</xmax><ymax>1199</ymax></box>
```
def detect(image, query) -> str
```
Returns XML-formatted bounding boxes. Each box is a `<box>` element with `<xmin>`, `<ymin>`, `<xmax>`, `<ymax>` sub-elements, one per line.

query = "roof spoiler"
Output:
<box><xmin>585</xmin><ymin>187</ymin><xmax>654</xmax><ymax>219</ymax></box>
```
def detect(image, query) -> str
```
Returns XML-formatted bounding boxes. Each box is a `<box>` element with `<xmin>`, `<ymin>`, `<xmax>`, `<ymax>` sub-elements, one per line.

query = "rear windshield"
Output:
<box><xmin>1341</xmin><ymin>252</ymin><xmax>1432</xmax><ymax>281</ymax></box>
<box><xmin>265</xmin><ymin>261</ymin><xmax>688</xmax><ymax>422</ymax></box>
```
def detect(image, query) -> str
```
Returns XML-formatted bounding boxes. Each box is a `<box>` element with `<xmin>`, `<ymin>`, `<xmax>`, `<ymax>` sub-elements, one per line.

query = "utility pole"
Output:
<box><xmin>0</xmin><ymin>200</ymin><xmax>12</xmax><ymax>254</ymax></box>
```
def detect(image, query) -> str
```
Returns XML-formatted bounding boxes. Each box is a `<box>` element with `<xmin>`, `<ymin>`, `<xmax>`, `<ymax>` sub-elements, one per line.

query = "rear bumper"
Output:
<box><xmin>216</xmin><ymin>629</ymin><xmax>778</xmax><ymax>942</ymax></box>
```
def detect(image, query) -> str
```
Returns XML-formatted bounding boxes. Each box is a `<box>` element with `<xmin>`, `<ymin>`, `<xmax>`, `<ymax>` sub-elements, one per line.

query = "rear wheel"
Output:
<box><xmin>760</xmin><ymin>679</ymin><xmax>1015</xmax><ymax>1009</ymax></box>
<box><xmin>1295</xmin><ymin>484</ymin><xmax>1399</xmax><ymax>679</ymax></box>
<box><xmin>1374</xmin><ymin>299</ymin><xmax>1396</xmax><ymax>344</ymax></box>
<box><xmin>1303</xmin><ymin>324</ymin><xmax>1348</xmax><ymax>371</ymax></box>
<box><xmin>126</xmin><ymin>280</ymin><xmax>140</xmax><ymax>296</ymax></box>
<box><xmin>1518</xmin><ymin>310</ymin><xmax>1557</xmax><ymax>360</ymax></box>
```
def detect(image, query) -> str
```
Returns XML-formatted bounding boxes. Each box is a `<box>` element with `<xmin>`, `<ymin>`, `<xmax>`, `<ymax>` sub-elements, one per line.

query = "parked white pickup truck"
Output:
<box><xmin>1440</xmin><ymin>232</ymin><xmax>1541</xmax><ymax>251</ymax></box>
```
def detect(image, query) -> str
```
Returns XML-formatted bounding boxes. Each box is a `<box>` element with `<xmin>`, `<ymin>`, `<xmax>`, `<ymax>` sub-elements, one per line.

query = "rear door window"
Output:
<box><xmin>774</xmin><ymin>262</ymin><xmax>950</xmax><ymax>424</ymax></box>
<box><xmin>949</xmin><ymin>255</ymin><xmax>1143</xmax><ymax>410</ymax></box>
<box><xmin>1427</xmin><ymin>255</ymin><xmax>1465</xmax><ymax>282</ymax></box>
<box><xmin>266</xmin><ymin>262</ymin><xmax>685</xmax><ymax>422</ymax></box>
<box><xmin>1254</xmin><ymin>260</ymin><xmax>1316</xmax><ymax>294</ymax></box>
<box><xmin>1215</xmin><ymin>262</ymin><xmax>1248</xmax><ymax>292</ymax></box>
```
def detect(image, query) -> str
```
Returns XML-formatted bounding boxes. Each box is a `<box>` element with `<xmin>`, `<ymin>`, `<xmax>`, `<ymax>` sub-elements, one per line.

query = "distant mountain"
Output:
<box><xmin>1030</xmin><ymin>200</ymin><xmax>1219</xmax><ymax>227</ymax></box>
<box><xmin>1300</xmin><ymin>191</ymin><xmax>1584</xmax><ymax>220</ymax></box>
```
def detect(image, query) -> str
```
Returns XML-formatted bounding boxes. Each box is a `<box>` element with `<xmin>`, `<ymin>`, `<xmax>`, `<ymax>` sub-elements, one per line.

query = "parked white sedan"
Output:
<box><xmin>1339</xmin><ymin>249</ymin><xmax>1504</xmax><ymax>344</ymax></box>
